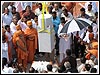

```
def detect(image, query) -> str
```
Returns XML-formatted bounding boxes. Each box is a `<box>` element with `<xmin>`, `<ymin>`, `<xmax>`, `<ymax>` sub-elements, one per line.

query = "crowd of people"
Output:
<box><xmin>2</xmin><ymin>2</ymin><xmax>98</xmax><ymax>73</ymax></box>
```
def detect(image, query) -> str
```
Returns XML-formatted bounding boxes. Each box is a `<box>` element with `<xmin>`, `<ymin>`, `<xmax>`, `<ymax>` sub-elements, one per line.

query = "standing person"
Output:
<box><xmin>5</xmin><ymin>25</ymin><xmax>13</xmax><ymax>61</ymax></box>
<box><xmin>7</xmin><ymin>2</ymin><xmax>14</xmax><ymax>12</ymax></box>
<box><xmin>2</xmin><ymin>35</ymin><xmax>9</xmax><ymax>62</ymax></box>
<box><xmin>24</xmin><ymin>20</ymin><xmax>38</xmax><ymax>63</ymax></box>
<box><xmin>60</xmin><ymin>49</ymin><xmax>77</xmax><ymax>70</ymax></box>
<box><xmin>52</xmin><ymin>11</ymin><xmax>60</xmax><ymax>56</ymax></box>
<box><xmin>77</xmin><ymin>7</ymin><xmax>90</xmax><ymax>19</ymax></box>
<box><xmin>2</xmin><ymin>7</ymin><xmax>13</xmax><ymax>27</ymax></box>
<box><xmin>15</xmin><ymin>30</ymin><xmax>28</xmax><ymax>71</ymax></box>
<box><xmin>12</xmin><ymin>6</ymin><xmax>21</xmax><ymax>20</ymax></box>
<box><xmin>21</xmin><ymin>2</ymin><xmax>32</xmax><ymax>10</ymax></box>
<box><xmin>48</xmin><ymin>5</ymin><xmax>53</xmax><ymax>15</ymax></box>
<box><xmin>58</xmin><ymin>17</ymin><xmax>71</xmax><ymax>62</ymax></box>
<box><xmin>12</xmin><ymin>25</ymin><xmax>23</xmax><ymax>59</ymax></box>
<box><xmin>73</xmin><ymin>31</ymin><xmax>80</xmax><ymax>58</ymax></box>
<box><xmin>35</xmin><ymin>3</ymin><xmax>42</xmax><ymax>16</ymax></box>
<box><xmin>84</xmin><ymin>2</ymin><xmax>98</xmax><ymax>14</ymax></box>
<box><xmin>86</xmin><ymin>4</ymin><xmax>95</xmax><ymax>21</ymax></box>
<box><xmin>61</xmin><ymin>9</ymin><xmax>73</xmax><ymax>22</ymax></box>
<box><xmin>23</xmin><ymin>5</ymin><xmax>35</xmax><ymax>20</ymax></box>
<box><xmin>10</xmin><ymin>16</ymin><xmax>19</xmax><ymax>34</ymax></box>
<box><xmin>52</xmin><ymin>3</ymin><xmax>62</xmax><ymax>18</ymax></box>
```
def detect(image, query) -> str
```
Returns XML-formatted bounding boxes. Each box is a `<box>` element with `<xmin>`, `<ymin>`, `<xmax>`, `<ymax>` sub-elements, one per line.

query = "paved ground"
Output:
<box><xmin>26</xmin><ymin>51</ymin><xmax>82</xmax><ymax>73</ymax></box>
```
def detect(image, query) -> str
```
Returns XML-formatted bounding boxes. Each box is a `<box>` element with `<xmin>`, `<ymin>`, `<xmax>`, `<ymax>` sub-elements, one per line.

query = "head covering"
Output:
<box><xmin>89</xmin><ymin>33</ymin><xmax>94</xmax><ymax>38</ymax></box>
<box><xmin>27</xmin><ymin>20</ymin><xmax>32</xmax><ymax>26</ymax></box>
<box><xmin>16</xmin><ymin>25</ymin><xmax>21</xmax><ymax>30</ymax></box>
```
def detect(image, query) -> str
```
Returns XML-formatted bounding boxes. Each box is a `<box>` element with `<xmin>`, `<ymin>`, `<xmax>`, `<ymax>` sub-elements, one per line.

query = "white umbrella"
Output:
<box><xmin>60</xmin><ymin>18</ymin><xmax>93</xmax><ymax>34</ymax></box>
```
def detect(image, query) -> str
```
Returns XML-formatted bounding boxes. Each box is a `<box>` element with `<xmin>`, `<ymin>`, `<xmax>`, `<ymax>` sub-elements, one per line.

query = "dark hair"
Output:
<box><xmin>25</xmin><ymin>5</ymin><xmax>31</xmax><ymax>9</ymax></box>
<box><xmin>60</xmin><ymin>17</ymin><xmax>65</xmax><ymax>23</ymax></box>
<box><xmin>90</xmin><ymin>68</ymin><xmax>97</xmax><ymax>73</ymax></box>
<box><xmin>5</xmin><ymin>25</ymin><xmax>10</xmax><ymax>30</ymax></box>
<box><xmin>95</xmin><ymin>12</ymin><xmax>98</xmax><ymax>16</ymax></box>
<box><xmin>60</xmin><ymin>17</ymin><xmax>65</xmax><ymax>21</ymax></box>
<box><xmin>38</xmin><ymin>3</ymin><xmax>42</xmax><ymax>6</ymax></box>
<box><xmin>80</xmin><ymin>8</ymin><xmax>85</xmax><ymax>12</ymax></box>
<box><xmin>66</xmin><ymin>49</ymin><xmax>71</xmax><ymax>56</ymax></box>
<box><xmin>88</xmin><ymin>26</ymin><xmax>93</xmax><ymax>30</ymax></box>
<box><xmin>88</xmin><ymin>4</ymin><xmax>92</xmax><ymax>8</ymax></box>
<box><xmin>47</xmin><ymin>64</ymin><xmax>52</xmax><ymax>71</ymax></box>
<box><xmin>85</xmin><ymin>64</ymin><xmax>91</xmax><ymax>71</ymax></box>
<box><xmin>52</xmin><ymin>11</ymin><xmax>56</xmax><ymax>15</ymax></box>
<box><xmin>12</xmin><ymin>6</ymin><xmax>16</xmax><ymax>10</ymax></box>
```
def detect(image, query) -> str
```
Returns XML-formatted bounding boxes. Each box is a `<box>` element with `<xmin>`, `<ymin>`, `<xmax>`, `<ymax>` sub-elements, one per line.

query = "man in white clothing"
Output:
<box><xmin>61</xmin><ymin>9</ymin><xmax>73</xmax><ymax>22</ymax></box>
<box><xmin>35</xmin><ymin>3</ymin><xmax>42</xmax><ymax>16</ymax></box>
<box><xmin>10</xmin><ymin>16</ymin><xmax>18</xmax><ymax>34</ymax></box>
<box><xmin>2</xmin><ymin>36</ymin><xmax>9</xmax><ymax>62</ymax></box>
<box><xmin>85</xmin><ymin>2</ymin><xmax>98</xmax><ymax>14</ymax></box>
<box><xmin>2</xmin><ymin>7</ymin><xmax>13</xmax><ymax>27</ymax></box>
<box><xmin>83</xmin><ymin>26</ymin><xmax>94</xmax><ymax>44</ymax></box>
<box><xmin>52</xmin><ymin>3</ymin><xmax>62</xmax><ymax>18</ymax></box>
<box><xmin>58</xmin><ymin>17</ymin><xmax>71</xmax><ymax>63</ymax></box>
<box><xmin>17</xmin><ymin>15</ymin><xmax>38</xmax><ymax>31</ymax></box>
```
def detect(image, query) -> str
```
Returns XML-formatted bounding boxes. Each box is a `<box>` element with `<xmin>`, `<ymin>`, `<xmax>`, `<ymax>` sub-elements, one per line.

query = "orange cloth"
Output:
<box><xmin>27</xmin><ymin>20</ymin><xmax>32</xmax><ymax>26</ymax></box>
<box><xmin>85</xmin><ymin>53</ymin><xmax>91</xmax><ymax>60</ymax></box>
<box><xmin>15</xmin><ymin>30</ymin><xmax>23</xmax><ymax>37</ymax></box>
<box><xmin>88</xmin><ymin>49</ymin><xmax>98</xmax><ymax>58</ymax></box>
<box><xmin>16</xmin><ymin>25</ymin><xmax>21</xmax><ymax>30</ymax></box>
<box><xmin>24</xmin><ymin>27</ymin><xmax>38</xmax><ymax>62</ymax></box>
<box><xmin>12</xmin><ymin>30</ymin><xmax>24</xmax><ymax>48</ymax></box>
<box><xmin>16</xmin><ymin>35</ymin><xmax>28</xmax><ymax>68</ymax></box>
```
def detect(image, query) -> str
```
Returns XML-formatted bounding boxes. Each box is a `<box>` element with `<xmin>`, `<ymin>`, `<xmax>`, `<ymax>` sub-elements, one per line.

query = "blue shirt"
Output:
<box><xmin>52</xmin><ymin>17</ymin><xmax>60</xmax><ymax>34</ymax></box>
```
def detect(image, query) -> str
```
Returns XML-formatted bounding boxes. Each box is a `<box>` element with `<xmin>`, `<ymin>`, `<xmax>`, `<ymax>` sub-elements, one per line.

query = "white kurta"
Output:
<box><xmin>61</xmin><ymin>12</ymin><xmax>73</xmax><ymax>21</ymax></box>
<box><xmin>2</xmin><ymin>42</ymin><xmax>9</xmax><ymax>62</ymax></box>
<box><xmin>85</xmin><ymin>2</ymin><xmax>98</xmax><ymax>14</ymax></box>
<box><xmin>2</xmin><ymin>12</ymin><xmax>13</xmax><ymax>27</ymax></box>
<box><xmin>35</xmin><ymin>8</ymin><xmax>42</xmax><ymax>16</ymax></box>
<box><xmin>17</xmin><ymin>19</ymin><xmax>37</xmax><ymax>31</ymax></box>
<box><xmin>10</xmin><ymin>22</ymin><xmax>17</xmax><ymax>34</ymax></box>
<box><xmin>17</xmin><ymin>20</ymin><xmax>28</xmax><ymax>31</ymax></box>
<box><xmin>58</xmin><ymin>23</ymin><xmax>71</xmax><ymax>62</ymax></box>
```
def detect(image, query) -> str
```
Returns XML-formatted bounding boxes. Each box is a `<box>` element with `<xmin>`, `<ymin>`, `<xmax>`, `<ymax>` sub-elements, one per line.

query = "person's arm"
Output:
<box><xmin>16</xmin><ymin>40</ymin><xmax>27</xmax><ymax>52</ymax></box>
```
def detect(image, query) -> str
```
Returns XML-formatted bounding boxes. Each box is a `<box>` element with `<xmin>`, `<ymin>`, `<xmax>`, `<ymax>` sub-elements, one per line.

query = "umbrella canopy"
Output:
<box><xmin>60</xmin><ymin>18</ymin><xmax>93</xmax><ymax>34</ymax></box>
